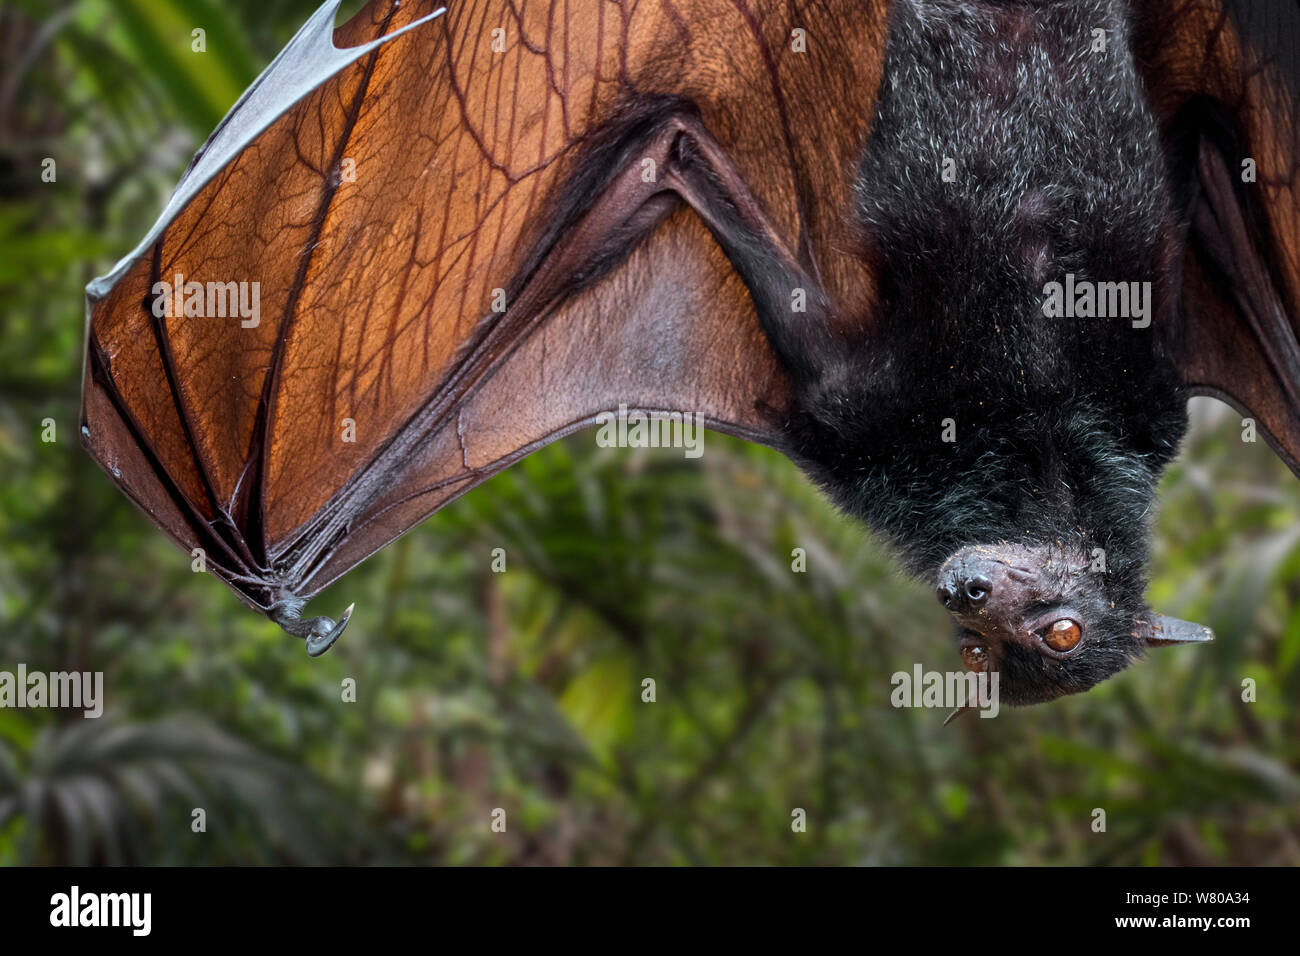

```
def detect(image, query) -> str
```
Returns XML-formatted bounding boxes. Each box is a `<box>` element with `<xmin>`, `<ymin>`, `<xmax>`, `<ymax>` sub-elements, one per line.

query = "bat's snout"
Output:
<box><xmin>935</xmin><ymin>566</ymin><xmax>993</xmax><ymax>614</ymax></box>
<box><xmin>935</xmin><ymin>545</ymin><xmax>1042</xmax><ymax>623</ymax></box>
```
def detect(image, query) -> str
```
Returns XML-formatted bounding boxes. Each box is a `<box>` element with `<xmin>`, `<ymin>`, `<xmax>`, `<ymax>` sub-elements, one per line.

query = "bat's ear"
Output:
<box><xmin>1135</xmin><ymin>614</ymin><xmax>1215</xmax><ymax>649</ymax></box>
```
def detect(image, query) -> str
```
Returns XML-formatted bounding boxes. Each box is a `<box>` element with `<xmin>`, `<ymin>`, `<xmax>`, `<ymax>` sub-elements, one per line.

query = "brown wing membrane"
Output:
<box><xmin>81</xmin><ymin>0</ymin><xmax>886</xmax><ymax>648</ymax></box>
<box><xmin>1135</xmin><ymin>0</ymin><xmax>1300</xmax><ymax>474</ymax></box>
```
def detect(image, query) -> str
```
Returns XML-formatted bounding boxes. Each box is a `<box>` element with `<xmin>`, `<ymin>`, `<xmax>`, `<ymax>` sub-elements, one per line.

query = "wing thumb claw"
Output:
<box><xmin>270</xmin><ymin>600</ymin><xmax>354</xmax><ymax>657</ymax></box>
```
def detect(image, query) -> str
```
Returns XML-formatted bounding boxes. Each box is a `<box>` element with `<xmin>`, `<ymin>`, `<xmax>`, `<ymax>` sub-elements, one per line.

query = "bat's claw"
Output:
<box><xmin>305</xmin><ymin>603</ymin><xmax>354</xmax><ymax>657</ymax></box>
<box><xmin>269</xmin><ymin>600</ymin><xmax>355</xmax><ymax>657</ymax></box>
<box><xmin>943</xmin><ymin>705</ymin><xmax>976</xmax><ymax>726</ymax></box>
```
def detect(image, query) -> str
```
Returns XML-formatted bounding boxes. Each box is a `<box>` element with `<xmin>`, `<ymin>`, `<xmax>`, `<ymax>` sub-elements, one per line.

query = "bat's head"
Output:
<box><xmin>935</xmin><ymin>542</ymin><xmax>1212</xmax><ymax>707</ymax></box>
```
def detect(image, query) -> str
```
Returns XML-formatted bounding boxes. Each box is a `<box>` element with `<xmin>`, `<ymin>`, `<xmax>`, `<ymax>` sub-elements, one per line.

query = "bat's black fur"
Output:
<box><xmin>775</xmin><ymin>0</ymin><xmax>1193</xmax><ymax>702</ymax></box>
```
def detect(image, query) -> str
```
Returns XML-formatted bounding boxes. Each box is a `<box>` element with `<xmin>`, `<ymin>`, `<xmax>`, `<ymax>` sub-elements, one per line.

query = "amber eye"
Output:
<box><xmin>960</xmin><ymin>644</ymin><xmax>989</xmax><ymax>672</ymax></box>
<box><xmin>1043</xmin><ymin>619</ymin><xmax>1083</xmax><ymax>652</ymax></box>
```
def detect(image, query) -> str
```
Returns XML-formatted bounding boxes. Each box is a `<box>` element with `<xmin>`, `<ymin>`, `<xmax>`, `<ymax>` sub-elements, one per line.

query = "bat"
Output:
<box><xmin>81</xmin><ymin>0</ymin><xmax>1300</xmax><ymax>707</ymax></box>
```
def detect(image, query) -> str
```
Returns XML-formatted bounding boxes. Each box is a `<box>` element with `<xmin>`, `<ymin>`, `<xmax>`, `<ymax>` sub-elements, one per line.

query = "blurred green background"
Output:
<box><xmin>1</xmin><ymin>0</ymin><xmax>1299</xmax><ymax>866</ymax></box>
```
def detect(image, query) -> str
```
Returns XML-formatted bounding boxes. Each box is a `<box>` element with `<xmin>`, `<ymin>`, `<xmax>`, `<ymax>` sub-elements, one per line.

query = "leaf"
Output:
<box><xmin>102</xmin><ymin>0</ymin><xmax>260</xmax><ymax>132</ymax></box>
<box><xmin>558</xmin><ymin>655</ymin><xmax>634</xmax><ymax>765</ymax></box>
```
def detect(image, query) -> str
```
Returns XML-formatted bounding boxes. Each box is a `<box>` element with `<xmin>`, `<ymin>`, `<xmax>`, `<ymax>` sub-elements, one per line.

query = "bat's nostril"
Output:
<box><xmin>936</xmin><ymin>585</ymin><xmax>955</xmax><ymax>607</ymax></box>
<box><xmin>964</xmin><ymin>576</ymin><xmax>992</xmax><ymax>605</ymax></box>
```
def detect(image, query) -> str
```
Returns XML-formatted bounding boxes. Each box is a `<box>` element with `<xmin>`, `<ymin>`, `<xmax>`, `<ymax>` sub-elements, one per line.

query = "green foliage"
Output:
<box><xmin>0</xmin><ymin>716</ymin><xmax>395</xmax><ymax>864</ymax></box>
<box><xmin>1</xmin><ymin>0</ymin><xmax>1297</xmax><ymax>865</ymax></box>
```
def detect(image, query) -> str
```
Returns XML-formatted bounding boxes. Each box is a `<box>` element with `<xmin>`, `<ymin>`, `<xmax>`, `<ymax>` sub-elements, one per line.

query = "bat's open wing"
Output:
<box><xmin>1136</xmin><ymin>1</ymin><xmax>1300</xmax><ymax>473</ymax></box>
<box><xmin>80</xmin><ymin>0</ymin><xmax>883</xmax><ymax>650</ymax></box>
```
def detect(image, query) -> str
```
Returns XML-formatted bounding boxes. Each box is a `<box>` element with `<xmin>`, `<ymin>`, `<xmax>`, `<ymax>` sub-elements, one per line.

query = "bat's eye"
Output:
<box><xmin>960</xmin><ymin>644</ymin><xmax>989</xmax><ymax>672</ymax></box>
<box><xmin>1043</xmin><ymin>619</ymin><xmax>1083</xmax><ymax>652</ymax></box>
